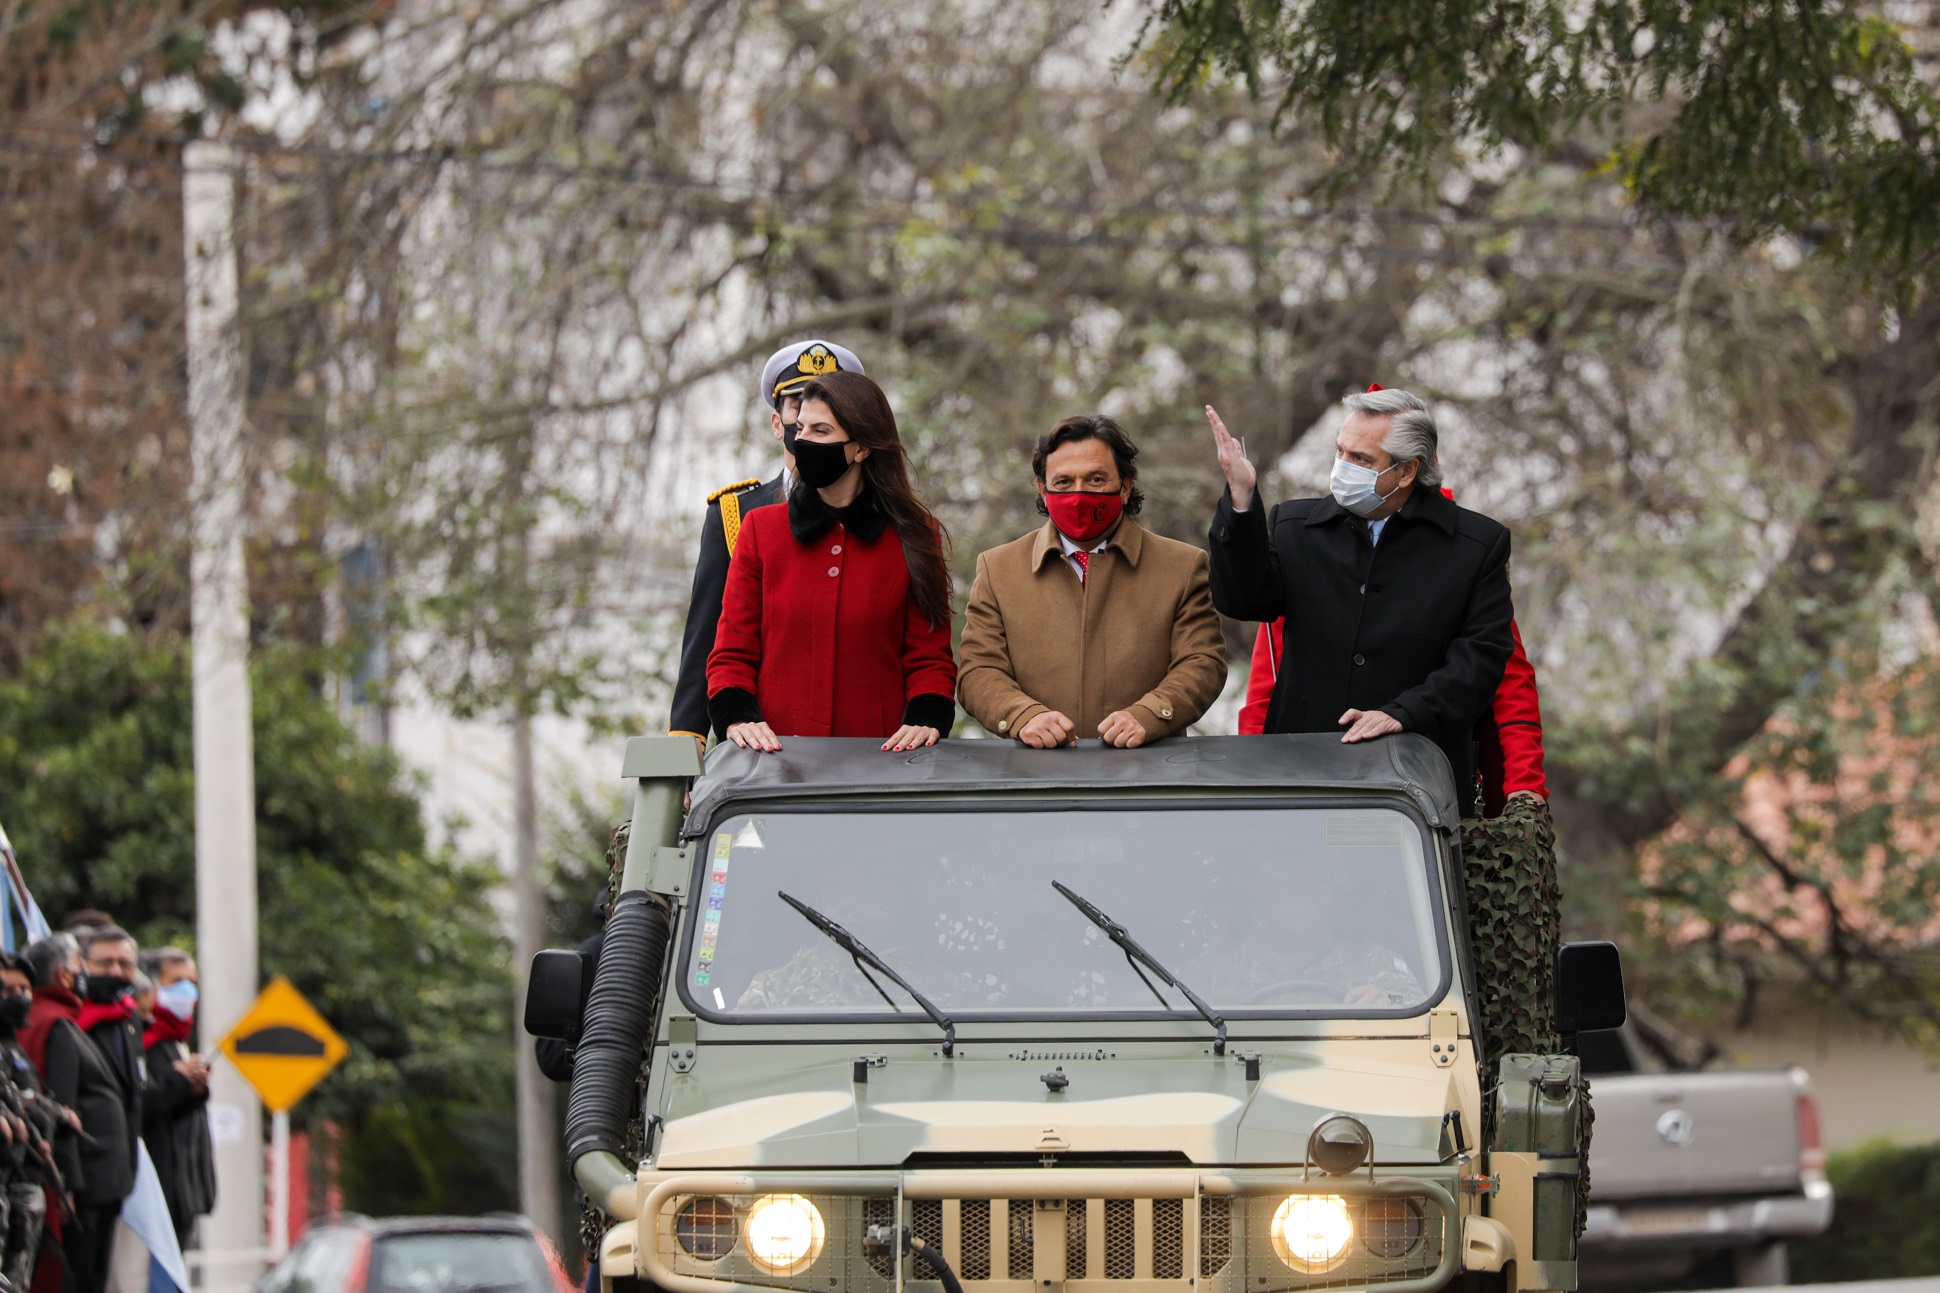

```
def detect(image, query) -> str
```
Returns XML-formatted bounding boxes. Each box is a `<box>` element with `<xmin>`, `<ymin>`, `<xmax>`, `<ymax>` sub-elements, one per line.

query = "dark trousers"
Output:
<box><xmin>62</xmin><ymin>1204</ymin><xmax>119</xmax><ymax>1293</ymax></box>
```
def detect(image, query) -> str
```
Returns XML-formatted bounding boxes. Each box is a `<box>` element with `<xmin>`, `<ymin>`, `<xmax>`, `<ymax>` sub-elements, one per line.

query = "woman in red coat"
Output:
<box><xmin>707</xmin><ymin>370</ymin><xmax>957</xmax><ymax>752</ymax></box>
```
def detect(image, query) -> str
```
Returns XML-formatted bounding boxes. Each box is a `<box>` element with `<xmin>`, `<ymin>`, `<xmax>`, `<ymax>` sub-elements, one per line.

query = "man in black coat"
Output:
<box><xmin>1206</xmin><ymin>387</ymin><xmax>1514</xmax><ymax>812</ymax></box>
<box><xmin>666</xmin><ymin>340</ymin><xmax>866</xmax><ymax>744</ymax></box>
<box><xmin>22</xmin><ymin>933</ymin><xmax>132</xmax><ymax>1293</ymax></box>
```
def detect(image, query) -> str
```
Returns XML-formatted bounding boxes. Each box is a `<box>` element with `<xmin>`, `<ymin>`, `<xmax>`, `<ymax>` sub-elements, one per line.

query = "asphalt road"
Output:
<box><xmin>1746</xmin><ymin>1273</ymin><xmax>1940</xmax><ymax>1281</ymax></box>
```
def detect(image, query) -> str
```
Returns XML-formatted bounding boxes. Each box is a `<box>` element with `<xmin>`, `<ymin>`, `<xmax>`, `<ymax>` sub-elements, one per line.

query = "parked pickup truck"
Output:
<box><xmin>1576</xmin><ymin>1029</ymin><xmax>1832</xmax><ymax>1288</ymax></box>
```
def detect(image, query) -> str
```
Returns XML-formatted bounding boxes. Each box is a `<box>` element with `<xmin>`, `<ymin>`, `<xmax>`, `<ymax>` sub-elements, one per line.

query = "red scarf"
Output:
<box><xmin>144</xmin><ymin>1004</ymin><xmax>194</xmax><ymax>1049</ymax></box>
<box><xmin>78</xmin><ymin>995</ymin><xmax>135</xmax><ymax>1035</ymax></box>
<box><xmin>19</xmin><ymin>984</ymin><xmax>81</xmax><ymax>1073</ymax></box>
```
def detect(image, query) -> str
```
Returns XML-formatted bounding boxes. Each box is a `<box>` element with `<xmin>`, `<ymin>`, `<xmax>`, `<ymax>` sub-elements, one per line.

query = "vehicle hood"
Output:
<box><xmin>654</xmin><ymin>1051</ymin><xmax>1457</xmax><ymax>1168</ymax></box>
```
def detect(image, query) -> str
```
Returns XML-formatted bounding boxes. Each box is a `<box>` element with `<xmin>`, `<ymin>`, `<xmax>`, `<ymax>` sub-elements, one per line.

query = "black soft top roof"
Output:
<box><xmin>682</xmin><ymin>732</ymin><xmax>1461</xmax><ymax>834</ymax></box>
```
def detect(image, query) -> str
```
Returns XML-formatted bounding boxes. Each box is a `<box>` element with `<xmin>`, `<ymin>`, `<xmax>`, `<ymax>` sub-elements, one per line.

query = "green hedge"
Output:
<box><xmin>1791</xmin><ymin>1139</ymin><xmax>1940</xmax><ymax>1282</ymax></box>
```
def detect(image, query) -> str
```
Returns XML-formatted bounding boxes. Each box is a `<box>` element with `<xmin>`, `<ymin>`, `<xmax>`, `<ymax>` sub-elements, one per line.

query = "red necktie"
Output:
<box><xmin>1071</xmin><ymin>550</ymin><xmax>1090</xmax><ymax>583</ymax></box>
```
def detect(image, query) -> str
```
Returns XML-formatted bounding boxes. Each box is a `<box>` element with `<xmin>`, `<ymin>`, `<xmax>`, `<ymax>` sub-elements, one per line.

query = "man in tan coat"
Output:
<box><xmin>959</xmin><ymin>415</ymin><xmax>1228</xmax><ymax>747</ymax></box>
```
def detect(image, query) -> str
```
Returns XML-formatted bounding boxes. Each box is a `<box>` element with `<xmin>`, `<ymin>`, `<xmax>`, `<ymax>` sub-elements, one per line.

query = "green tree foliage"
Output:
<box><xmin>1141</xmin><ymin>0</ymin><xmax>1940</xmax><ymax>285</ymax></box>
<box><xmin>0</xmin><ymin>621</ymin><xmax>516</xmax><ymax>1214</ymax></box>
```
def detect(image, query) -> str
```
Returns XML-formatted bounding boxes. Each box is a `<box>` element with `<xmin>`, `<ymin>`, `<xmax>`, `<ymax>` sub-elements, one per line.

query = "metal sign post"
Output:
<box><xmin>218</xmin><ymin>977</ymin><xmax>349</xmax><ymax>1263</ymax></box>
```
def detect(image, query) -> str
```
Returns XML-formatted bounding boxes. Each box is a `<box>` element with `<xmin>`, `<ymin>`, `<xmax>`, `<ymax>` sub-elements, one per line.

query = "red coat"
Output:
<box><xmin>707</xmin><ymin>503</ymin><xmax>956</xmax><ymax>737</ymax></box>
<box><xmin>1238</xmin><ymin>616</ymin><xmax>1546</xmax><ymax>807</ymax></box>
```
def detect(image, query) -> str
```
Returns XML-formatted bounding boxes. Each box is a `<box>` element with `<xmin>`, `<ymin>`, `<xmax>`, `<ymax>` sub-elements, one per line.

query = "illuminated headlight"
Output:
<box><xmin>743</xmin><ymin>1194</ymin><xmax>826</xmax><ymax>1274</ymax></box>
<box><xmin>1271</xmin><ymin>1195</ymin><xmax>1354</xmax><ymax>1272</ymax></box>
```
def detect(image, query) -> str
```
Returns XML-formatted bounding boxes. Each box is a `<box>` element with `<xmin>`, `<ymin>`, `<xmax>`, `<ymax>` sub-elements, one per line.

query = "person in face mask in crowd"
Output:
<box><xmin>707</xmin><ymin>370</ymin><xmax>957</xmax><ymax>751</ymax></box>
<box><xmin>1</xmin><ymin>954</ymin><xmax>69</xmax><ymax>1293</ymax></box>
<box><xmin>138</xmin><ymin>950</ymin><xmax>214</xmax><ymax>1249</ymax></box>
<box><xmin>958</xmin><ymin>414</ymin><xmax>1227</xmax><ymax>748</ymax></box>
<box><xmin>22</xmin><ymin>933</ymin><xmax>131</xmax><ymax>1293</ymax></box>
<box><xmin>1205</xmin><ymin>386</ymin><xmax>1514</xmax><ymax>812</ymax></box>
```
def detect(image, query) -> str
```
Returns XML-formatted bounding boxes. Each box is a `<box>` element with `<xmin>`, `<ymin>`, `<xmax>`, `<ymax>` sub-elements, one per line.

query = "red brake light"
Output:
<box><xmin>1796</xmin><ymin>1093</ymin><xmax>1824</xmax><ymax>1173</ymax></box>
<box><xmin>535</xmin><ymin>1231</ymin><xmax>576</xmax><ymax>1293</ymax></box>
<box><xmin>343</xmin><ymin>1233</ymin><xmax>373</xmax><ymax>1293</ymax></box>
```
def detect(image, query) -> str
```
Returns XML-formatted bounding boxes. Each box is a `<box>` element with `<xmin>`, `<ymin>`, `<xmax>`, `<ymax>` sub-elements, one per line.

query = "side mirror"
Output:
<box><xmin>1555</xmin><ymin>941</ymin><xmax>1627</xmax><ymax>1035</ymax></box>
<box><xmin>524</xmin><ymin>948</ymin><xmax>594</xmax><ymax>1041</ymax></box>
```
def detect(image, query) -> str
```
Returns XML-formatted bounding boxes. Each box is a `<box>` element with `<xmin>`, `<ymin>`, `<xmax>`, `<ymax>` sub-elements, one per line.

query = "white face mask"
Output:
<box><xmin>1330</xmin><ymin>457</ymin><xmax>1403</xmax><ymax>517</ymax></box>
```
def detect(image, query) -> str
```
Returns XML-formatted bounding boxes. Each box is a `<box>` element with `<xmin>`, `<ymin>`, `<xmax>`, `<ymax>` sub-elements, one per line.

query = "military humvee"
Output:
<box><xmin>527</xmin><ymin>733</ymin><xmax>1624</xmax><ymax>1293</ymax></box>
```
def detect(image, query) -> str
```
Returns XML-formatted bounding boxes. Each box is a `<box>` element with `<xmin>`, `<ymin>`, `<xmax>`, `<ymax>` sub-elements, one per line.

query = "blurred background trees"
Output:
<box><xmin>4</xmin><ymin>0</ymin><xmax>1939</xmax><ymax>1211</ymax></box>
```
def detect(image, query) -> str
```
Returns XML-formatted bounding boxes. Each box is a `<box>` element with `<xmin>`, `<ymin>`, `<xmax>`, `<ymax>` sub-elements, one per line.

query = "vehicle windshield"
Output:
<box><xmin>685</xmin><ymin>802</ymin><xmax>1446</xmax><ymax>1019</ymax></box>
<box><xmin>371</xmin><ymin>1232</ymin><xmax>555</xmax><ymax>1293</ymax></box>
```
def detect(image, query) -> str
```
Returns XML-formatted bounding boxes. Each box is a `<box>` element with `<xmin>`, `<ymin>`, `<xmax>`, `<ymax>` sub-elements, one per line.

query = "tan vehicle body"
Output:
<box><xmin>568</xmin><ymin>734</ymin><xmax>1593</xmax><ymax>1293</ymax></box>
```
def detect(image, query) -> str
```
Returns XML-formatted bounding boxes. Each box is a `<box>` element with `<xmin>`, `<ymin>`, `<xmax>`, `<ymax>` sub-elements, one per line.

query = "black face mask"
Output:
<box><xmin>0</xmin><ymin>993</ymin><xmax>29</xmax><ymax>1033</ymax></box>
<box><xmin>84</xmin><ymin>974</ymin><xmax>131</xmax><ymax>1005</ymax></box>
<box><xmin>784</xmin><ymin>423</ymin><xmax>857</xmax><ymax>491</ymax></box>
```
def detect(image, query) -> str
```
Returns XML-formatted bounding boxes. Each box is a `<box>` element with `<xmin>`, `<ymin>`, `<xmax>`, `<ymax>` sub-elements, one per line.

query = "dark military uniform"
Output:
<box><xmin>668</xmin><ymin>474</ymin><xmax>786</xmax><ymax>738</ymax></box>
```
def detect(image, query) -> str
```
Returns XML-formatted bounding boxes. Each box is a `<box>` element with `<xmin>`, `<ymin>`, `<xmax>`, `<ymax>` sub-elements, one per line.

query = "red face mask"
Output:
<box><xmin>1043</xmin><ymin>489</ymin><xmax>1125</xmax><ymax>543</ymax></box>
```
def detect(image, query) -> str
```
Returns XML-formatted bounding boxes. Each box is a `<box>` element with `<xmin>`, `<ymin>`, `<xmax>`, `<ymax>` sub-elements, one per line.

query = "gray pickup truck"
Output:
<box><xmin>1576</xmin><ymin>1030</ymin><xmax>1832</xmax><ymax>1288</ymax></box>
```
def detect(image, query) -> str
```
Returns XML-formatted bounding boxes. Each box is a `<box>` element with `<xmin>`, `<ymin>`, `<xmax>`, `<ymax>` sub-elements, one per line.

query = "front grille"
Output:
<box><xmin>1006</xmin><ymin>1202</ymin><xmax>1035</xmax><ymax>1280</ymax></box>
<box><xmin>1154</xmin><ymin>1197</ymin><xmax>1184</xmax><ymax>1279</ymax></box>
<box><xmin>959</xmin><ymin>1199</ymin><xmax>992</xmax><ymax>1280</ymax></box>
<box><xmin>649</xmin><ymin>1186</ymin><xmax>1445</xmax><ymax>1290</ymax></box>
<box><xmin>1201</xmin><ymin>1194</ymin><xmax>1233</xmax><ymax>1277</ymax></box>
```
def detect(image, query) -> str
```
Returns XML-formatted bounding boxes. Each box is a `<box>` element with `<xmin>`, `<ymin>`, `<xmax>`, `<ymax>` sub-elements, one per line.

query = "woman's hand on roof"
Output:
<box><xmin>727</xmin><ymin>721</ymin><xmax>782</xmax><ymax>752</ymax></box>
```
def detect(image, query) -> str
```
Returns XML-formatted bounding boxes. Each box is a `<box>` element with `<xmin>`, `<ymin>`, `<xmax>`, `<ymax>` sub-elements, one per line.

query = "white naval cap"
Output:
<box><xmin>759</xmin><ymin>339</ymin><xmax>866</xmax><ymax>410</ymax></box>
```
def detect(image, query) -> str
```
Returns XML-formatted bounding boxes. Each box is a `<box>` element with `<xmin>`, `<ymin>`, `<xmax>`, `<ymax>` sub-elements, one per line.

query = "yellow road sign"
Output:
<box><xmin>218</xmin><ymin>976</ymin><xmax>349</xmax><ymax>1113</ymax></box>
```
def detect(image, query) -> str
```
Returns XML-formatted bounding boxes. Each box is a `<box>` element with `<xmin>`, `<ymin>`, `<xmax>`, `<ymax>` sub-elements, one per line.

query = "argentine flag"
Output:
<box><xmin>107</xmin><ymin>1143</ymin><xmax>192</xmax><ymax>1293</ymax></box>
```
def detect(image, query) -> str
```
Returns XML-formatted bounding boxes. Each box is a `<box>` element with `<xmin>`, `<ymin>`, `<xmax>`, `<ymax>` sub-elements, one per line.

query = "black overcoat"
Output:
<box><xmin>1208</xmin><ymin>486</ymin><xmax>1515</xmax><ymax>810</ymax></box>
<box><xmin>41</xmin><ymin>1018</ymin><xmax>136</xmax><ymax>1205</ymax></box>
<box><xmin>142</xmin><ymin>1037</ymin><xmax>216</xmax><ymax>1243</ymax></box>
<box><xmin>668</xmin><ymin>475</ymin><xmax>784</xmax><ymax>737</ymax></box>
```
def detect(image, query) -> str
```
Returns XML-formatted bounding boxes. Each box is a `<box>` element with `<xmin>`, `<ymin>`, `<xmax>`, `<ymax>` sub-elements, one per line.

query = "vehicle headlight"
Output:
<box><xmin>743</xmin><ymin>1194</ymin><xmax>825</xmax><ymax>1274</ymax></box>
<box><xmin>1308</xmin><ymin>1114</ymin><xmax>1374</xmax><ymax>1175</ymax></box>
<box><xmin>674</xmin><ymin>1196</ymin><xmax>738</xmax><ymax>1261</ymax></box>
<box><xmin>1362</xmin><ymin>1197</ymin><xmax>1424</xmax><ymax>1259</ymax></box>
<box><xmin>1271</xmin><ymin>1194</ymin><xmax>1354</xmax><ymax>1272</ymax></box>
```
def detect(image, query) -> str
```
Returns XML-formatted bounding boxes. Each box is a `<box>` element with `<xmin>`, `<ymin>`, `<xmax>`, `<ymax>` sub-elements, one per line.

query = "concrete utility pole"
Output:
<box><xmin>511</xmin><ymin>712</ymin><xmax>562</xmax><ymax>1237</ymax></box>
<box><xmin>184</xmin><ymin>140</ymin><xmax>266</xmax><ymax>1293</ymax></box>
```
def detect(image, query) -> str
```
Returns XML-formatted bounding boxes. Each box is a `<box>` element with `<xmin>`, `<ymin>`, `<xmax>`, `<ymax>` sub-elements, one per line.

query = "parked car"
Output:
<box><xmin>256</xmin><ymin>1215</ymin><xmax>575</xmax><ymax>1293</ymax></box>
<box><xmin>1578</xmin><ymin>1028</ymin><xmax>1833</xmax><ymax>1288</ymax></box>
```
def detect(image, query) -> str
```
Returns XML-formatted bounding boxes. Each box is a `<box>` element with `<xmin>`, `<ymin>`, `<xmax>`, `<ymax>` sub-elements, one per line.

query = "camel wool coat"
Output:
<box><xmin>958</xmin><ymin>517</ymin><xmax>1228</xmax><ymax>741</ymax></box>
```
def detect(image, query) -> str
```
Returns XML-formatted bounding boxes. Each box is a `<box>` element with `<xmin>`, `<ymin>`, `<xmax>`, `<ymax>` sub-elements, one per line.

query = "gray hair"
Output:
<box><xmin>23</xmin><ymin>933</ymin><xmax>81</xmax><ymax>988</ymax></box>
<box><xmin>142</xmin><ymin>947</ymin><xmax>194</xmax><ymax>979</ymax></box>
<box><xmin>1342</xmin><ymin>387</ymin><xmax>1443</xmax><ymax>491</ymax></box>
<box><xmin>78</xmin><ymin>924</ymin><xmax>137</xmax><ymax>958</ymax></box>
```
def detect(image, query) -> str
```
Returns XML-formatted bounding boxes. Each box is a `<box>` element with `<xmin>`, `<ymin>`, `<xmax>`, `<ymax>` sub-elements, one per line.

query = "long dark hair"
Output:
<box><xmin>798</xmin><ymin>372</ymin><xmax>952</xmax><ymax>627</ymax></box>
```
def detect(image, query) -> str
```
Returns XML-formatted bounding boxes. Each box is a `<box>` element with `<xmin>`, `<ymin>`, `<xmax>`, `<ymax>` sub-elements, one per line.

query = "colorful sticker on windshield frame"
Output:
<box><xmin>694</xmin><ymin>830</ymin><xmax>733</xmax><ymax>988</ymax></box>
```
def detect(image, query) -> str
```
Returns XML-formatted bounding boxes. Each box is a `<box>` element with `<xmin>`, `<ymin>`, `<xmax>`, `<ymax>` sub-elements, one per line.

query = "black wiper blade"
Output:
<box><xmin>1053</xmin><ymin>880</ymin><xmax>1226</xmax><ymax>1055</ymax></box>
<box><xmin>778</xmin><ymin>891</ymin><xmax>956</xmax><ymax>1057</ymax></box>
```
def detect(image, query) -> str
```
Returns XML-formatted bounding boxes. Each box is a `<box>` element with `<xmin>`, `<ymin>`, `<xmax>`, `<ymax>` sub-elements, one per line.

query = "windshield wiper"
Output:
<box><xmin>778</xmin><ymin>891</ymin><xmax>956</xmax><ymax>1057</ymax></box>
<box><xmin>1053</xmin><ymin>880</ymin><xmax>1226</xmax><ymax>1055</ymax></box>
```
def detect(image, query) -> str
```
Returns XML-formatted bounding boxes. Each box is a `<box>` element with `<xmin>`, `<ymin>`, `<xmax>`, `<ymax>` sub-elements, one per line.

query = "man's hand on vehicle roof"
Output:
<box><xmin>1098</xmin><ymin>709</ymin><xmax>1150</xmax><ymax>749</ymax></box>
<box><xmin>1338</xmin><ymin>708</ymin><xmax>1403</xmax><ymax>744</ymax></box>
<box><xmin>1018</xmin><ymin>710</ymin><xmax>1077</xmax><ymax>748</ymax></box>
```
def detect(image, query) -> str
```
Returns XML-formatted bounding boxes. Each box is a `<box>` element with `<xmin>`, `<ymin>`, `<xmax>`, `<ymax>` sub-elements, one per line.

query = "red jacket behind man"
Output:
<box><xmin>708</xmin><ymin>504</ymin><xmax>956</xmax><ymax>737</ymax></box>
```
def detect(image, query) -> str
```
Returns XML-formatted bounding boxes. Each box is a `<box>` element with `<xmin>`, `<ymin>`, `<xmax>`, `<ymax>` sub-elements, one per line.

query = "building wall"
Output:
<box><xmin>1715</xmin><ymin>1007</ymin><xmax>1940</xmax><ymax>1151</ymax></box>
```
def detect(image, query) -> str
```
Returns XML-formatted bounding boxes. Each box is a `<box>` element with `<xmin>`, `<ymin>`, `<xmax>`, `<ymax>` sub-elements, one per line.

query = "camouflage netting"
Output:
<box><xmin>1459</xmin><ymin>793</ymin><xmax>1592</xmax><ymax>1235</ymax></box>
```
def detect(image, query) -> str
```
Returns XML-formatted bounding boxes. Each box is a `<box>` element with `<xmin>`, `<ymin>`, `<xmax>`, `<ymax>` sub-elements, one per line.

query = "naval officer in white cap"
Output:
<box><xmin>668</xmin><ymin>339</ymin><xmax>867</xmax><ymax>745</ymax></box>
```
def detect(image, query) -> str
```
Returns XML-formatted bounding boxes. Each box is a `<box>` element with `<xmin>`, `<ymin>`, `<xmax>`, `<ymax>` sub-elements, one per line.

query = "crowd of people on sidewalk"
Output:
<box><xmin>0</xmin><ymin>914</ymin><xmax>214</xmax><ymax>1293</ymax></box>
